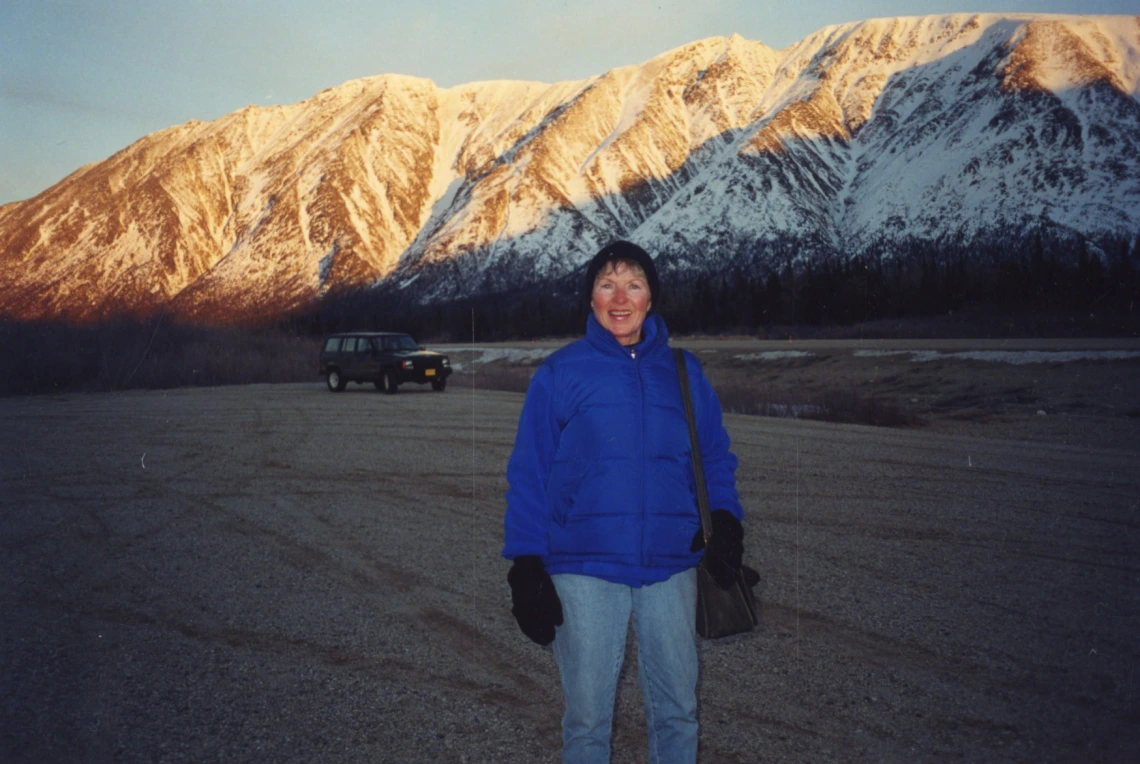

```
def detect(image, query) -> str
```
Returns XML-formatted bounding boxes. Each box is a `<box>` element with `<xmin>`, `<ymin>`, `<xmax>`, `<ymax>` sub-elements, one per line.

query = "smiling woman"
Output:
<box><xmin>502</xmin><ymin>240</ymin><xmax>752</xmax><ymax>761</ymax></box>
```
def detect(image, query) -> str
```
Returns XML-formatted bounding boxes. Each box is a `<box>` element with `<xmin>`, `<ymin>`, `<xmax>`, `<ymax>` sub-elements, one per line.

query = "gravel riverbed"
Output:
<box><xmin>3</xmin><ymin>340</ymin><xmax>1138</xmax><ymax>762</ymax></box>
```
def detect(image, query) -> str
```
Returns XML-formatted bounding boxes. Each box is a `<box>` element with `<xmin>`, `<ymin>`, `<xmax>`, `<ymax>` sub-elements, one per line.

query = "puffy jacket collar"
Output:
<box><xmin>585</xmin><ymin>312</ymin><xmax>669</xmax><ymax>359</ymax></box>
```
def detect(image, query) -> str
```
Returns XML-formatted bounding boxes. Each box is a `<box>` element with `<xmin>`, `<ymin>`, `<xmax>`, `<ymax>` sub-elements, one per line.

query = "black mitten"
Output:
<box><xmin>690</xmin><ymin>509</ymin><xmax>744</xmax><ymax>590</ymax></box>
<box><xmin>507</xmin><ymin>555</ymin><xmax>564</xmax><ymax>646</ymax></box>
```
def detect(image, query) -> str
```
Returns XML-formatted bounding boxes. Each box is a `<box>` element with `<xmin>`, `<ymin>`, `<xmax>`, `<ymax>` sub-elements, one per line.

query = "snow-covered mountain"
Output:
<box><xmin>2</xmin><ymin>14</ymin><xmax>1138</xmax><ymax>325</ymax></box>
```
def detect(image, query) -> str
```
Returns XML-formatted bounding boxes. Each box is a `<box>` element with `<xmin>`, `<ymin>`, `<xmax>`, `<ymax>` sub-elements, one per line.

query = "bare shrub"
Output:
<box><xmin>453</xmin><ymin>364</ymin><xmax>917</xmax><ymax>428</ymax></box>
<box><xmin>0</xmin><ymin>320</ymin><xmax>320</xmax><ymax>396</ymax></box>
<box><xmin>715</xmin><ymin>380</ymin><xmax>916</xmax><ymax>428</ymax></box>
<box><xmin>808</xmin><ymin>386</ymin><xmax>917</xmax><ymax>427</ymax></box>
<box><xmin>122</xmin><ymin>327</ymin><xmax>319</xmax><ymax>389</ymax></box>
<box><xmin>0</xmin><ymin>322</ymin><xmax>102</xmax><ymax>395</ymax></box>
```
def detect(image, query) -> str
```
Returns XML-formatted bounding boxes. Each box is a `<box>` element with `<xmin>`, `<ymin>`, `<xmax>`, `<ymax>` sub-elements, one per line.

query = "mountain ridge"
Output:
<box><xmin>1</xmin><ymin>14</ymin><xmax>1138</xmax><ymax>325</ymax></box>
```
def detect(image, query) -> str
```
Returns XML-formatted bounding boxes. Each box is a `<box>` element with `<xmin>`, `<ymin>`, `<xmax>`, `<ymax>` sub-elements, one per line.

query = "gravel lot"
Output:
<box><xmin>2</xmin><ymin>340</ymin><xmax>1138</xmax><ymax>762</ymax></box>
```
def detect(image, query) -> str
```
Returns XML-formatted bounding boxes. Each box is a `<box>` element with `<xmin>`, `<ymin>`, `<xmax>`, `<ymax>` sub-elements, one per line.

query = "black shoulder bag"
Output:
<box><xmin>674</xmin><ymin>348</ymin><xmax>758</xmax><ymax>639</ymax></box>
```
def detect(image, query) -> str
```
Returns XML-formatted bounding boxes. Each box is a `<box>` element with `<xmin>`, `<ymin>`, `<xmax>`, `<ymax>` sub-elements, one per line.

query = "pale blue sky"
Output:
<box><xmin>1</xmin><ymin>0</ymin><xmax>1134</xmax><ymax>204</ymax></box>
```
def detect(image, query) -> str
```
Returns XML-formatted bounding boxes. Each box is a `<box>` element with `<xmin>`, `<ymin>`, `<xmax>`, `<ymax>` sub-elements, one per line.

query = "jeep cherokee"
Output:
<box><xmin>319</xmin><ymin>332</ymin><xmax>451</xmax><ymax>393</ymax></box>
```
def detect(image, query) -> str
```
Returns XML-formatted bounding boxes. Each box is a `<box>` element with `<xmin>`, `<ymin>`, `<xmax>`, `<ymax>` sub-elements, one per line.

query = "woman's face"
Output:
<box><xmin>591</xmin><ymin>261</ymin><xmax>652</xmax><ymax>347</ymax></box>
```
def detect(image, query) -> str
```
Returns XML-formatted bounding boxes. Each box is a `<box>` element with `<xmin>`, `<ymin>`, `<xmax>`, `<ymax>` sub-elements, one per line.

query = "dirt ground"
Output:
<box><xmin>2</xmin><ymin>338</ymin><xmax>1138</xmax><ymax>762</ymax></box>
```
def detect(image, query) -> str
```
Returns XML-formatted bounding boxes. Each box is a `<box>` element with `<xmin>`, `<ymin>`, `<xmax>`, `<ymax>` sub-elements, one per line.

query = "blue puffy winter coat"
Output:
<box><xmin>502</xmin><ymin>312</ymin><xmax>742</xmax><ymax>586</ymax></box>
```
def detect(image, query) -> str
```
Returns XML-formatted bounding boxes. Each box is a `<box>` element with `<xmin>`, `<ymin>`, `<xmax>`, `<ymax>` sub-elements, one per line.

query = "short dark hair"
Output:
<box><xmin>584</xmin><ymin>241</ymin><xmax>658</xmax><ymax>307</ymax></box>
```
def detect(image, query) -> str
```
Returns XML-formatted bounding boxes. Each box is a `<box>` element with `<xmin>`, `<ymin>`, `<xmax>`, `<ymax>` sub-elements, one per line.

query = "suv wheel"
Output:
<box><xmin>327</xmin><ymin>369</ymin><xmax>346</xmax><ymax>392</ymax></box>
<box><xmin>431</xmin><ymin>378</ymin><xmax>447</xmax><ymax>392</ymax></box>
<box><xmin>379</xmin><ymin>370</ymin><xmax>399</xmax><ymax>395</ymax></box>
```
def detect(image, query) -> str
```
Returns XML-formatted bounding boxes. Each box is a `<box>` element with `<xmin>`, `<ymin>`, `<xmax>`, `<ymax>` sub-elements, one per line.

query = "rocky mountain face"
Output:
<box><xmin>1</xmin><ymin>14</ymin><xmax>1138</xmax><ymax>325</ymax></box>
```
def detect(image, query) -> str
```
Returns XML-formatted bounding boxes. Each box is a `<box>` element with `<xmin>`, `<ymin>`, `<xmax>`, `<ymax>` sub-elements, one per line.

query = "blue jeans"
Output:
<box><xmin>550</xmin><ymin>569</ymin><xmax>698</xmax><ymax>764</ymax></box>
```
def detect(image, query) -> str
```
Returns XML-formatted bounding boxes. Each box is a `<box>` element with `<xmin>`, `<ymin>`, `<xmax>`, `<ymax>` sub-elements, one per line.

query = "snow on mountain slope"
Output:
<box><xmin>1</xmin><ymin>14</ymin><xmax>1137</xmax><ymax>324</ymax></box>
<box><xmin>637</xmin><ymin>15</ymin><xmax>1140</xmax><ymax>270</ymax></box>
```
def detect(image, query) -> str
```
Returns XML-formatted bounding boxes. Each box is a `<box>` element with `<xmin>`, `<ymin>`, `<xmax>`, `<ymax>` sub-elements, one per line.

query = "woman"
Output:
<box><xmin>503</xmin><ymin>240</ymin><xmax>748</xmax><ymax>763</ymax></box>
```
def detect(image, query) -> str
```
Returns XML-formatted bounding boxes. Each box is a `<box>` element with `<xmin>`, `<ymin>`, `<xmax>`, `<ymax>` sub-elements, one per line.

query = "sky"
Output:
<box><xmin>1</xmin><ymin>0</ymin><xmax>1135</xmax><ymax>205</ymax></box>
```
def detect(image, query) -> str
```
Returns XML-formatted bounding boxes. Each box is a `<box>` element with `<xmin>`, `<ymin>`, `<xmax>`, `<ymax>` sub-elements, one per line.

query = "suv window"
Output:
<box><xmin>342</xmin><ymin>337</ymin><xmax>357</xmax><ymax>352</ymax></box>
<box><xmin>324</xmin><ymin>337</ymin><xmax>341</xmax><ymax>352</ymax></box>
<box><xmin>392</xmin><ymin>335</ymin><xmax>419</xmax><ymax>351</ymax></box>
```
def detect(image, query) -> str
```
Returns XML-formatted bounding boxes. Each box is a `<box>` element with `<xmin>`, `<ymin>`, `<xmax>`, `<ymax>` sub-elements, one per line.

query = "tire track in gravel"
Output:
<box><xmin>414</xmin><ymin>607</ymin><xmax>561</xmax><ymax>728</ymax></box>
<box><xmin>12</xmin><ymin>596</ymin><xmax>535</xmax><ymax>707</ymax></box>
<box><xmin>86</xmin><ymin>420</ymin><xmax>539</xmax><ymax>718</ymax></box>
<box><xmin>762</xmin><ymin>595</ymin><xmax>1134</xmax><ymax>725</ymax></box>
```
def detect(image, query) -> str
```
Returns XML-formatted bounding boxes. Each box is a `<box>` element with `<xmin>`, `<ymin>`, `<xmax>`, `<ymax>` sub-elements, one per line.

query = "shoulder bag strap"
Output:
<box><xmin>674</xmin><ymin>347</ymin><xmax>713</xmax><ymax>545</ymax></box>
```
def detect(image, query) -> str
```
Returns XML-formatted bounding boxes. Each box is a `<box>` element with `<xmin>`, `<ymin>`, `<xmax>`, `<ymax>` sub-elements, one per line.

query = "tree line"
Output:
<box><xmin>295</xmin><ymin>234</ymin><xmax>1138</xmax><ymax>341</ymax></box>
<box><xmin>3</xmin><ymin>233</ymin><xmax>1135</xmax><ymax>395</ymax></box>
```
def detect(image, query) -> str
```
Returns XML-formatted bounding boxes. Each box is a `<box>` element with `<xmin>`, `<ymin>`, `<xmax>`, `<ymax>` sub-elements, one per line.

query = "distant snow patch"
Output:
<box><xmin>762</xmin><ymin>403</ymin><xmax>828</xmax><ymax>419</ymax></box>
<box><xmin>471</xmin><ymin>348</ymin><xmax>556</xmax><ymax>364</ymax></box>
<box><xmin>734</xmin><ymin>351</ymin><xmax>814</xmax><ymax>361</ymax></box>
<box><xmin>318</xmin><ymin>250</ymin><xmax>336</xmax><ymax>289</ymax></box>
<box><xmin>854</xmin><ymin>350</ymin><xmax>1140</xmax><ymax>365</ymax></box>
<box><xmin>431</xmin><ymin>346</ymin><xmax>557</xmax><ymax>372</ymax></box>
<box><xmin>855</xmin><ymin>349</ymin><xmax>940</xmax><ymax>361</ymax></box>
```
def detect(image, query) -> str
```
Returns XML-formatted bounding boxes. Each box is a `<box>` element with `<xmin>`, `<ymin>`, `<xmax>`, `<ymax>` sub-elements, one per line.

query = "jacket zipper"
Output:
<box><xmin>634</xmin><ymin>345</ymin><xmax>646</xmax><ymax>566</ymax></box>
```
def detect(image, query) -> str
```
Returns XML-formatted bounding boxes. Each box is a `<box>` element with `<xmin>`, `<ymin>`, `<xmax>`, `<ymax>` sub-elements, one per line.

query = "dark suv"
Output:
<box><xmin>318</xmin><ymin>332</ymin><xmax>452</xmax><ymax>393</ymax></box>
